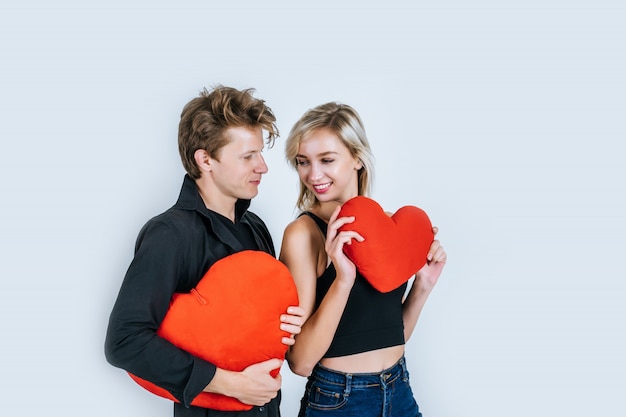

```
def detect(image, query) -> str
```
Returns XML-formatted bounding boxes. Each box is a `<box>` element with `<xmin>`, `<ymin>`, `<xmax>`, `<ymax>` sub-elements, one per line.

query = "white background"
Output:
<box><xmin>1</xmin><ymin>1</ymin><xmax>624</xmax><ymax>416</ymax></box>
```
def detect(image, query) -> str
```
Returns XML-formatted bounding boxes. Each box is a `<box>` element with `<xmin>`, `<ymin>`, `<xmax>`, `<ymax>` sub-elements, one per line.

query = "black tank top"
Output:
<box><xmin>302</xmin><ymin>212</ymin><xmax>407</xmax><ymax>358</ymax></box>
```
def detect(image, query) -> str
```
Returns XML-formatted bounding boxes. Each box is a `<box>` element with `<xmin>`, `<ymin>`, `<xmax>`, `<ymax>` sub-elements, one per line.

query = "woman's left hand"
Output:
<box><xmin>414</xmin><ymin>226</ymin><xmax>447</xmax><ymax>292</ymax></box>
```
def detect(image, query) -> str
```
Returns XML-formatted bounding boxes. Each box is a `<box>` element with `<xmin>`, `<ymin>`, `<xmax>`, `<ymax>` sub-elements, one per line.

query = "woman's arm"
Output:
<box><xmin>279</xmin><ymin>207</ymin><xmax>363</xmax><ymax>376</ymax></box>
<box><xmin>403</xmin><ymin>227</ymin><xmax>447</xmax><ymax>341</ymax></box>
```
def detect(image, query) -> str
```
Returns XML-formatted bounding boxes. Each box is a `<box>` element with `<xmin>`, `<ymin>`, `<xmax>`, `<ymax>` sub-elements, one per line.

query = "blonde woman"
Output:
<box><xmin>279</xmin><ymin>102</ymin><xmax>447</xmax><ymax>417</ymax></box>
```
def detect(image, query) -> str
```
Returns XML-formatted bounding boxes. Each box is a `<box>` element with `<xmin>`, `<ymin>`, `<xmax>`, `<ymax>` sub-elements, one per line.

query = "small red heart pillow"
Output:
<box><xmin>338</xmin><ymin>196</ymin><xmax>434</xmax><ymax>293</ymax></box>
<box><xmin>128</xmin><ymin>250</ymin><xmax>298</xmax><ymax>411</ymax></box>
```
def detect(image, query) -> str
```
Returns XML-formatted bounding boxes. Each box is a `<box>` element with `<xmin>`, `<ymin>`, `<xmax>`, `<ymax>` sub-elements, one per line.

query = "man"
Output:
<box><xmin>105</xmin><ymin>85</ymin><xmax>304</xmax><ymax>417</ymax></box>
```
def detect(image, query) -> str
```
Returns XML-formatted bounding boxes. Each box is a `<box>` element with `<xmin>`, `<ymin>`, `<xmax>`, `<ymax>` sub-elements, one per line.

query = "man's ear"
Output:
<box><xmin>194</xmin><ymin>149</ymin><xmax>212</xmax><ymax>172</ymax></box>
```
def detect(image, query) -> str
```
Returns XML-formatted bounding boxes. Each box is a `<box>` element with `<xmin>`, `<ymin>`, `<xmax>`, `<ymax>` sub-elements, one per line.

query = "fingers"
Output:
<box><xmin>325</xmin><ymin>212</ymin><xmax>364</xmax><ymax>261</ymax></box>
<box><xmin>280</xmin><ymin>305</ymin><xmax>305</xmax><ymax>346</ymax></box>
<box><xmin>280</xmin><ymin>306</ymin><xmax>305</xmax><ymax>331</ymax></box>
<box><xmin>325</xmin><ymin>206</ymin><xmax>342</xmax><ymax>241</ymax></box>
<box><xmin>326</xmin><ymin>206</ymin><xmax>363</xmax><ymax>238</ymax></box>
<box><xmin>328</xmin><ymin>217</ymin><xmax>363</xmax><ymax>243</ymax></box>
<box><xmin>254</xmin><ymin>358</ymin><xmax>283</xmax><ymax>373</ymax></box>
<box><xmin>237</xmin><ymin>359</ymin><xmax>282</xmax><ymax>406</ymax></box>
<box><xmin>427</xmin><ymin>226</ymin><xmax>445</xmax><ymax>263</ymax></box>
<box><xmin>281</xmin><ymin>336</ymin><xmax>296</xmax><ymax>346</ymax></box>
<box><xmin>432</xmin><ymin>245</ymin><xmax>447</xmax><ymax>263</ymax></box>
<box><xmin>328</xmin><ymin>205</ymin><xmax>342</xmax><ymax>224</ymax></box>
<box><xmin>426</xmin><ymin>239</ymin><xmax>439</xmax><ymax>262</ymax></box>
<box><xmin>427</xmin><ymin>240</ymin><xmax>447</xmax><ymax>263</ymax></box>
<box><xmin>335</xmin><ymin>230</ymin><xmax>365</xmax><ymax>245</ymax></box>
<box><xmin>280</xmin><ymin>322</ymin><xmax>302</xmax><ymax>336</ymax></box>
<box><xmin>326</xmin><ymin>215</ymin><xmax>355</xmax><ymax>242</ymax></box>
<box><xmin>285</xmin><ymin>305</ymin><xmax>306</xmax><ymax>319</ymax></box>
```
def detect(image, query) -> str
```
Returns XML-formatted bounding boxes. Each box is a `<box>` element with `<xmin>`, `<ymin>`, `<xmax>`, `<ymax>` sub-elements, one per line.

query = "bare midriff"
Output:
<box><xmin>319</xmin><ymin>344</ymin><xmax>405</xmax><ymax>373</ymax></box>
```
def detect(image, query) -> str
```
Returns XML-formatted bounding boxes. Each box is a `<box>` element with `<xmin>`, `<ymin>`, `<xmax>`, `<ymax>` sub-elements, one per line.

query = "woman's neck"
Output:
<box><xmin>310</xmin><ymin>201</ymin><xmax>342</xmax><ymax>222</ymax></box>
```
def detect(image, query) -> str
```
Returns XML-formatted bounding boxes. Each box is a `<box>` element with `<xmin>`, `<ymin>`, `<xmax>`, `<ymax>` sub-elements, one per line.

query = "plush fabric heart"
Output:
<box><xmin>128</xmin><ymin>250</ymin><xmax>298</xmax><ymax>411</ymax></box>
<box><xmin>338</xmin><ymin>196</ymin><xmax>434</xmax><ymax>293</ymax></box>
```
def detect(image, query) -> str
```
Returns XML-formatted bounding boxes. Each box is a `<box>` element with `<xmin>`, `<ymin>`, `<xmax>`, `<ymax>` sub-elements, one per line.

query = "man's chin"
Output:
<box><xmin>240</xmin><ymin>189</ymin><xmax>259</xmax><ymax>200</ymax></box>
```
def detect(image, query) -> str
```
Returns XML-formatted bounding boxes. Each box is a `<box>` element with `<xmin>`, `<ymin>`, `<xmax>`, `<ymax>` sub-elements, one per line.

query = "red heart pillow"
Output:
<box><xmin>338</xmin><ymin>196</ymin><xmax>434</xmax><ymax>293</ymax></box>
<box><xmin>128</xmin><ymin>250</ymin><xmax>298</xmax><ymax>411</ymax></box>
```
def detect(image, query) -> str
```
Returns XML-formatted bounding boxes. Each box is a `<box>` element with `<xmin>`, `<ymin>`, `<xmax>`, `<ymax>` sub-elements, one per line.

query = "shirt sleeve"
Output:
<box><xmin>104</xmin><ymin>219</ymin><xmax>217</xmax><ymax>406</ymax></box>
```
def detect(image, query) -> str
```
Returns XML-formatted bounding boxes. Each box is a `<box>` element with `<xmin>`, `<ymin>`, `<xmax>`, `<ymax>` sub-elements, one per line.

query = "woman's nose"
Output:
<box><xmin>308</xmin><ymin>162</ymin><xmax>323</xmax><ymax>181</ymax></box>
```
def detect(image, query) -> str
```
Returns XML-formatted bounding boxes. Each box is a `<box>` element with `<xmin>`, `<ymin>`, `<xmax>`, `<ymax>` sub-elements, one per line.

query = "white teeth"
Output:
<box><xmin>313</xmin><ymin>183</ymin><xmax>331</xmax><ymax>192</ymax></box>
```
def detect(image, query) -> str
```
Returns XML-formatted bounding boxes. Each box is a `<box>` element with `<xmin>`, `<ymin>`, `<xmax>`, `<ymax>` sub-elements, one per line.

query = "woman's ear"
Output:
<box><xmin>194</xmin><ymin>149</ymin><xmax>212</xmax><ymax>173</ymax></box>
<box><xmin>355</xmin><ymin>158</ymin><xmax>363</xmax><ymax>170</ymax></box>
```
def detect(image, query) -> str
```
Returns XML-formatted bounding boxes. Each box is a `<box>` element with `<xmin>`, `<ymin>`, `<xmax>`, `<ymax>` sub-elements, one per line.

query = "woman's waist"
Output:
<box><xmin>319</xmin><ymin>344</ymin><xmax>405</xmax><ymax>373</ymax></box>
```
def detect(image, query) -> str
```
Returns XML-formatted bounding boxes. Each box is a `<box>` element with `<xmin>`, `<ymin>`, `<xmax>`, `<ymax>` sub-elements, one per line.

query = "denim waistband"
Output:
<box><xmin>311</xmin><ymin>356</ymin><xmax>409</xmax><ymax>390</ymax></box>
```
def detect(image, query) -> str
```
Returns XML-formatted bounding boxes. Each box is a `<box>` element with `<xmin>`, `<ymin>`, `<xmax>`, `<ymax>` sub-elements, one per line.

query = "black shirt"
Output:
<box><xmin>105</xmin><ymin>175</ymin><xmax>277</xmax><ymax>415</ymax></box>
<box><xmin>303</xmin><ymin>212</ymin><xmax>406</xmax><ymax>358</ymax></box>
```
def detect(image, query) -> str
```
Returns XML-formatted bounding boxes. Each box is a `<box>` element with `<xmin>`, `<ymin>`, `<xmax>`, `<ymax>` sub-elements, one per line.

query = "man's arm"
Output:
<box><xmin>105</xmin><ymin>220</ymin><xmax>217</xmax><ymax>406</ymax></box>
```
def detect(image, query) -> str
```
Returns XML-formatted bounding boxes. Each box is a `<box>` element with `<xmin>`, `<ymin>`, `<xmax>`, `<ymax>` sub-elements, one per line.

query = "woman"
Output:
<box><xmin>279</xmin><ymin>102</ymin><xmax>447</xmax><ymax>417</ymax></box>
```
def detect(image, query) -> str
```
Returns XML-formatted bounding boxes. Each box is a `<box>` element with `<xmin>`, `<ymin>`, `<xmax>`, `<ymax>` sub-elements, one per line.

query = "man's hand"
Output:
<box><xmin>204</xmin><ymin>359</ymin><xmax>283</xmax><ymax>406</ymax></box>
<box><xmin>280</xmin><ymin>306</ymin><xmax>305</xmax><ymax>346</ymax></box>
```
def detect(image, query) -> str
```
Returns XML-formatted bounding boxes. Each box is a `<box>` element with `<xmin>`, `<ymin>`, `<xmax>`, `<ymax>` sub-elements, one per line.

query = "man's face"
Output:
<box><xmin>208</xmin><ymin>126</ymin><xmax>268</xmax><ymax>201</ymax></box>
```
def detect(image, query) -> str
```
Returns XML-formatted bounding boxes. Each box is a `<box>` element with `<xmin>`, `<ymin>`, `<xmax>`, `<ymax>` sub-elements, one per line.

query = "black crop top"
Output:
<box><xmin>302</xmin><ymin>212</ymin><xmax>407</xmax><ymax>358</ymax></box>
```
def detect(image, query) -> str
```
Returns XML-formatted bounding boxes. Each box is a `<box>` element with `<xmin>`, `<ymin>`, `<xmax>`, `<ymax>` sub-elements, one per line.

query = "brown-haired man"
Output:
<box><xmin>105</xmin><ymin>86</ymin><xmax>304</xmax><ymax>417</ymax></box>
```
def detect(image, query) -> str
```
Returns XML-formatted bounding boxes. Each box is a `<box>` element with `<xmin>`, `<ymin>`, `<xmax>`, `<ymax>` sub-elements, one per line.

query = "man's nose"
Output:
<box><xmin>256</xmin><ymin>154</ymin><xmax>268</xmax><ymax>173</ymax></box>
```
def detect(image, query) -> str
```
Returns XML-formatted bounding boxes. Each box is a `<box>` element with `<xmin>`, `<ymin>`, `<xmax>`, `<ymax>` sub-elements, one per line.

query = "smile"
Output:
<box><xmin>312</xmin><ymin>182</ymin><xmax>331</xmax><ymax>193</ymax></box>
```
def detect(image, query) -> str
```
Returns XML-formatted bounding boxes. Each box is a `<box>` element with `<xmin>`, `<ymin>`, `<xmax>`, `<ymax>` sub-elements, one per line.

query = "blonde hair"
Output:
<box><xmin>285</xmin><ymin>102</ymin><xmax>374</xmax><ymax>211</ymax></box>
<box><xmin>178</xmin><ymin>85</ymin><xmax>278</xmax><ymax>179</ymax></box>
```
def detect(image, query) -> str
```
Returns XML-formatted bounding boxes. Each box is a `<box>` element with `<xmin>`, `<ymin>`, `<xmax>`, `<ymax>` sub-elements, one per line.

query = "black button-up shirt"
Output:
<box><xmin>105</xmin><ymin>175</ymin><xmax>277</xmax><ymax>415</ymax></box>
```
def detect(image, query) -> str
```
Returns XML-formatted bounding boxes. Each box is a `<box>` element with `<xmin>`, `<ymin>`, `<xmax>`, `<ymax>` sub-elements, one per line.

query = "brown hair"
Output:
<box><xmin>178</xmin><ymin>85</ymin><xmax>278</xmax><ymax>179</ymax></box>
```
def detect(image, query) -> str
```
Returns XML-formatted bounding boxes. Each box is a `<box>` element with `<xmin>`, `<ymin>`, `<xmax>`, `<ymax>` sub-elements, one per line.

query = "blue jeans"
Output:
<box><xmin>298</xmin><ymin>356</ymin><xmax>422</xmax><ymax>417</ymax></box>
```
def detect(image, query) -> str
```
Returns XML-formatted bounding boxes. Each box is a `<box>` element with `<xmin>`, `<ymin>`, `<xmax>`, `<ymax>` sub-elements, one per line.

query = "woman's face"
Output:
<box><xmin>294</xmin><ymin>127</ymin><xmax>362</xmax><ymax>206</ymax></box>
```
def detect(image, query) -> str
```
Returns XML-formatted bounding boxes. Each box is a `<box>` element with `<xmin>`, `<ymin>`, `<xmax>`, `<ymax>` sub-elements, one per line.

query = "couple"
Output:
<box><xmin>105</xmin><ymin>85</ymin><xmax>447</xmax><ymax>417</ymax></box>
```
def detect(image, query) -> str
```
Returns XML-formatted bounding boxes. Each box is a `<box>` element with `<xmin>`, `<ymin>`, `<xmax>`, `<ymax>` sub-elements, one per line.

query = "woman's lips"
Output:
<box><xmin>313</xmin><ymin>182</ymin><xmax>331</xmax><ymax>193</ymax></box>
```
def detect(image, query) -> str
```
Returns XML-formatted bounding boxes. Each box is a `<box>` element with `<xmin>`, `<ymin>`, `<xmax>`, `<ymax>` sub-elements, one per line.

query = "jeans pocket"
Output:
<box><xmin>307</xmin><ymin>382</ymin><xmax>348</xmax><ymax>411</ymax></box>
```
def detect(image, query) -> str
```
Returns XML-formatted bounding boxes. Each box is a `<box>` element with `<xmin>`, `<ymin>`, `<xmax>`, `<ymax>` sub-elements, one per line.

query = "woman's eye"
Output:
<box><xmin>296</xmin><ymin>159</ymin><xmax>309</xmax><ymax>167</ymax></box>
<box><xmin>322</xmin><ymin>159</ymin><xmax>334</xmax><ymax>164</ymax></box>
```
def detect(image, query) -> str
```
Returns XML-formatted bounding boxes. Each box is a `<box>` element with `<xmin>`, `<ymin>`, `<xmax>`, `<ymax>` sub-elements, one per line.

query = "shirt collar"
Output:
<box><xmin>175</xmin><ymin>174</ymin><xmax>251</xmax><ymax>221</ymax></box>
<box><xmin>174</xmin><ymin>175</ymin><xmax>256</xmax><ymax>253</ymax></box>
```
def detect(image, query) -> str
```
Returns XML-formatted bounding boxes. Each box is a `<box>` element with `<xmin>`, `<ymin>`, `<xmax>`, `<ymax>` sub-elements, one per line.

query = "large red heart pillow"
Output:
<box><xmin>128</xmin><ymin>250</ymin><xmax>298</xmax><ymax>411</ymax></box>
<box><xmin>338</xmin><ymin>196</ymin><xmax>434</xmax><ymax>293</ymax></box>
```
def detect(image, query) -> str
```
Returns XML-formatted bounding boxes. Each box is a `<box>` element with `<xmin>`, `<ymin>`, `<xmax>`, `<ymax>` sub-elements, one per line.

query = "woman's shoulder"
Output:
<box><xmin>283</xmin><ymin>213</ymin><xmax>321</xmax><ymax>242</ymax></box>
<box><xmin>281</xmin><ymin>213</ymin><xmax>327</xmax><ymax>278</ymax></box>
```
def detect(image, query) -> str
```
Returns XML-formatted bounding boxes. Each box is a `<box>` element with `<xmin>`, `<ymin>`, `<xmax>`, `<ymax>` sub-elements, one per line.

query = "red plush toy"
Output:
<box><xmin>338</xmin><ymin>196</ymin><xmax>434</xmax><ymax>293</ymax></box>
<box><xmin>128</xmin><ymin>250</ymin><xmax>298</xmax><ymax>411</ymax></box>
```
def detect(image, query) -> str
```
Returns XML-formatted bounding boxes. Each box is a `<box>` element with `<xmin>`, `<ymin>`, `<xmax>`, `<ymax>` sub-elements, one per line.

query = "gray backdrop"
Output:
<box><xmin>1</xmin><ymin>1</ymin><xmax>624</xmax><ymax>416</ymax></box>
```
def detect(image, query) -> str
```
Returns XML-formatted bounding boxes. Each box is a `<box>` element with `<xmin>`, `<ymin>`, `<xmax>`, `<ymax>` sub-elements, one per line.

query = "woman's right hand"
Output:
<box><xmin>324</xmin><ymin>205</ymin><xmax>364</xmax><ymax>286</ymax></box>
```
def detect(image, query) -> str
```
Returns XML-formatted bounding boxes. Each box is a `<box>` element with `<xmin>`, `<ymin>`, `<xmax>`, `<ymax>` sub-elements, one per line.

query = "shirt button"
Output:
<box><xmin>259</xmin><ymin>406</ymin><xmax>265</xmax><ymax>412</ymax></box>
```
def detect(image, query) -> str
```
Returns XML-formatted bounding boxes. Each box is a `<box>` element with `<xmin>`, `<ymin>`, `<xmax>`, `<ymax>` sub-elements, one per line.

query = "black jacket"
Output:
<box><xmin>105</xmin><ymin>175</ymin><xmax>275</xmax><ymax>408</ymax></box>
